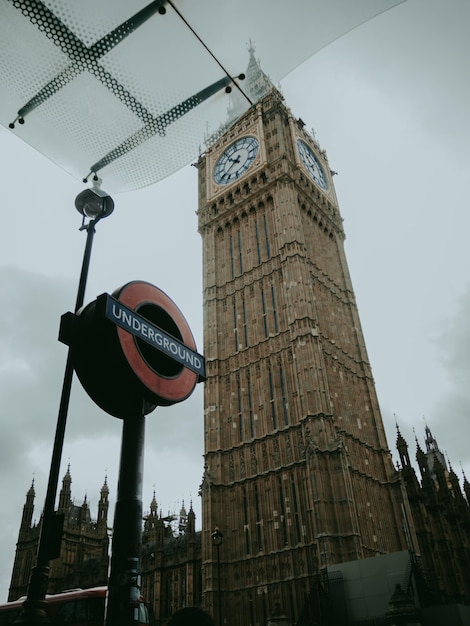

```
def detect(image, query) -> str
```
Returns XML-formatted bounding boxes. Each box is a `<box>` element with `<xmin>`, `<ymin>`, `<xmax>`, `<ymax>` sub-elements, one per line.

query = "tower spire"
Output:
<box><xmin>98</xmin><ymin>474</ymin><xmax>109</xmax><ymax>528</ymax></box>
<box><xmin>150</xmin><ymin>490</ymin><xmax>158</xmax><ymax>516</ymax></box>
<box><xmin>20</xmin><ymin>479</ymin><xmax>36</xmax><ymax>531</ymax></box>
<box><xmin>178</xmin><ymin>500</ymin><xmax>188</xmax><ymax>536</ymax></box>
<box><xmin>58</xmin><ymin>464</ymin><xmax>72</xmax><ymax>513</ymax></box>
<box><xmin>396</xmin><ymin>422</ymin><xmax>410</xmax><ymax>468</ymax></box>
<box><xmin>423</xmin><ymin>424</ymin><xmax>447</xmax><ymax>477</ymax></box>
<box><xmin>220</xmin><ymin>43</ymin><xmax>276</xmax><ymax>140</ymax></box>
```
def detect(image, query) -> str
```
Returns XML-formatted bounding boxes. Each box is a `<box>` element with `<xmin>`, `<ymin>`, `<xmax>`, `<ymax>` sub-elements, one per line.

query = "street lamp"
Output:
<box><xmin>74</xmin><ymin>178</ymin><xmax>114</xmax><ymax>310</ymax></box>
<box><xmin>75</xmin><ymin>178</ymin><xmax>115</xmax><ymax>219</ymax></box>
<box><xmin>211</xmin><ymin>527</ymin><xmax>224</xmax><ymax>626</ymax></box>
<box><xmin>18</xmin><ymin>180</ymin><xmax>114</xmax><ymax>626</ymax></box>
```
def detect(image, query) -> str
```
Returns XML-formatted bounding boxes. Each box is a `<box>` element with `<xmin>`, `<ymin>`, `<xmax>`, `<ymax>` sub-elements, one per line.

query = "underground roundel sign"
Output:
<box><xmin>61</xmin><ymin>281</ymin><xmax>205</xmax><ymax>419</ymax></box>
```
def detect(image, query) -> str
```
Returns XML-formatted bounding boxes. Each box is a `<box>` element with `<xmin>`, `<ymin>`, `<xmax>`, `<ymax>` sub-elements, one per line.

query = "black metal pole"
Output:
<box><xmin>105</xmin><ymin>411</ymin><xmax>145</xmax><ymax>626</ymax></box>
<box><xmin>18</xmin><ymin>219</ymin><xmax>99</xmax><ymax>625</ymax></box>
<box><xmin>211</xmin><ymin>528</ymin><xmax>223</xmax><ymax>626</ymax></box>
<box><xmin>216</xmin><ymin>544</ymin><xmax>222</xmax><ymax>626</ymax></box>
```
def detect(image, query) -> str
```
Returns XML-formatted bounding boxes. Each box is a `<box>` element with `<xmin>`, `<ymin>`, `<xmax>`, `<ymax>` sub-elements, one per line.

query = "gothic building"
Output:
<box><xmin>396</xmin><ymin>425</ymin><xmax>470</xmax><ymax>606</ymax></box>
<box><xmin>9</xmin><ymin>467</ymin><xmax>110</xmax><ymax>601</ymax></box>
<box><xmin>197</xmin><ymin>58</ymin><xmax>408</xmax><ymax>625</ymax></box>
<box><xmin>141</xmin><ymin>497</ymin><xmax>202</xmax><ymax>622</ymax></box>
<box><xmin>10</xmin><ymin>423</ymin><xmax>470</xmax><ymax>624</ymax></box>
<box><xmin>195</xmin><ymin>51</ymin><xmax>470</xmax><ymax>624</ymax></box>
<box><xmin>9</xmin><ymin>472</ymin><xmax>203</xmax><ymax>624</ymax></box>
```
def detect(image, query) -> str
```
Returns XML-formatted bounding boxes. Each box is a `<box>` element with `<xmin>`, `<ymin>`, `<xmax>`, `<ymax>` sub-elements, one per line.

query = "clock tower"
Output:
<box><xmin>197</xmin><ymin>54</ymin><xmax>407</xmax><ymax>625</ymax></box>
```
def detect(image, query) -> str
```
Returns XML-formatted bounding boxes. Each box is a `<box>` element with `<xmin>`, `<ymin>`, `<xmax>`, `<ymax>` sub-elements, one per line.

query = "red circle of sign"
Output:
<box><xmin>115</xmin><ymin>281</ymin><xmax>198</xmax><ymax>404</ymax></box>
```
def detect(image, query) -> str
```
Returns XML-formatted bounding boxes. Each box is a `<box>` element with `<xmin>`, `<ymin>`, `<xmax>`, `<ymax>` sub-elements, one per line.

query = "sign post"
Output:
<box><xmin>60</xmin><ymin>280</ymin><xmax>204</xmax><ymax>625</ymax></box>
<box><xmin>106</xmin><ymin>412</ymin><xmax>146</xmax><ymax>626</ymax></box>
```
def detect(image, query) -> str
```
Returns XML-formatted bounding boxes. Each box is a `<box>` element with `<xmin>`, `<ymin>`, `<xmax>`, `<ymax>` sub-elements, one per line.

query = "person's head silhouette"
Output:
<box><xmin>166</xmin><ymin>607</ymin><xmax>215</xmax><ymax>626</ymax></box>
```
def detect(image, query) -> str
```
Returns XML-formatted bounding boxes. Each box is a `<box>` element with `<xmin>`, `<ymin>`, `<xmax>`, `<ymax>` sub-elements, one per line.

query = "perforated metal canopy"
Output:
<box><xmin>0</xmin><ymin>0</ymin><xmax>406</xmax><ymax>193</ymax></box>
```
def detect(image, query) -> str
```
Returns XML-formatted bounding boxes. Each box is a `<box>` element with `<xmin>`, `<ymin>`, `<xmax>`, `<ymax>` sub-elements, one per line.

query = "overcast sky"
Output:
<box><xmin>0</xmin><ymin>0</ymin><xmax>469</xmax><ymax>601</ymax></box>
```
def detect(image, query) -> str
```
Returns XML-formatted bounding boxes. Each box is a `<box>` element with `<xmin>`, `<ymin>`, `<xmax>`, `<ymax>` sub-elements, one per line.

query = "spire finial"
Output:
<box><xmin>27</xmin><ymin>477</ymin><xmax>36</xmax><ymax>497</ymax></box>
<box><xmin>101</xmin><ymin>474</ymin><xmax>109</xmax><ymax>494</ymax></box>
<box><xmin>461</xmin><ymin>463</ymin><xmax>468</xmax><ymax>483</ymax></box>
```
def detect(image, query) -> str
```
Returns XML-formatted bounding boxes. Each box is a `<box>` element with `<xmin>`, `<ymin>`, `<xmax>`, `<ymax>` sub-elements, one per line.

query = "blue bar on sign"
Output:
<box><xmin>105</xmin><ymin>295</ymin><xmax>205</xmax><ymax>378</ymax></box>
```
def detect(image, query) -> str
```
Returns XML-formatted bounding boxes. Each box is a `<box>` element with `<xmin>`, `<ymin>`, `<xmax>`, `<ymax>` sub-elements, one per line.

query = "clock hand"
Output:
<box><xmin>224</xmin><ymin>155</ymin><xmax>241</xmax><ymax>176</ymax></box>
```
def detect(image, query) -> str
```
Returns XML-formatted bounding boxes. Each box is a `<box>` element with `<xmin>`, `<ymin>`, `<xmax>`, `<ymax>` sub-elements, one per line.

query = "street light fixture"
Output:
<box><xmin>211</xmin><ymin>527</ymin><xmax>223</xmax><ymax>626</ymax></box>
<box><xmin>18</xmin><ymin>182</ymin><xmax>114</xmax><ymax>626</ymax></box>
<box><xmin>75</xmin><ymin>177</ymin><xmax>115</xmax><ymax>220</ymax></box>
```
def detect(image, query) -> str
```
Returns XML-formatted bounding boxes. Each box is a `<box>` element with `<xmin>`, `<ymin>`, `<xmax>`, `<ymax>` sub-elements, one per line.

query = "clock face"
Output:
<box><xmin>297</xmin><ymin>139</ymin><xmax>328</xmax><ymax>190</ymax></box>
<box><xmin>213</xmin><ymin>136</ymin><xmax>259</xmax><ymax>185</ymax></box>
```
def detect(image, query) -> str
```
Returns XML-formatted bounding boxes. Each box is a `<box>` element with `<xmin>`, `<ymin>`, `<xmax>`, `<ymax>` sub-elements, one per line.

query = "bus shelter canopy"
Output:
<box><xmin>0</xmin><ymin>0</ymin><xmax>406</xmax><ymax>193</ymax></box>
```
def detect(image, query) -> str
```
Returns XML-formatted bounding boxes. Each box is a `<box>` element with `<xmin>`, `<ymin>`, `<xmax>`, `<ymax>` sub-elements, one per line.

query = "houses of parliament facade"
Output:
<box><xmin>9</xmin><ymin>56</ymin><xmax>470</xmax><ymax>625</ymax></box>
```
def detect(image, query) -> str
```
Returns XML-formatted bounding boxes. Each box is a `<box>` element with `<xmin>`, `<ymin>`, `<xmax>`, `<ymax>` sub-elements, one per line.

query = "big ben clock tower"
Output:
<box><xmin>197</xmin><ymin>53</ymin><xmax>407</xmax><ymax>626</ymax></box>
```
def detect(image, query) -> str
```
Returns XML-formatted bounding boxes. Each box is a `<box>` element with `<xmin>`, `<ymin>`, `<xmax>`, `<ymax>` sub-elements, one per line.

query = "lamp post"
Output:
<box><xmin>211</xmin><ymin>527</ymin><xmax>224</xmax><ymax>626</ymax></box>
<box><xmin>18</xmin><ymin>179</ymin><xmax>114</xmax><ymax>626</ymax></box>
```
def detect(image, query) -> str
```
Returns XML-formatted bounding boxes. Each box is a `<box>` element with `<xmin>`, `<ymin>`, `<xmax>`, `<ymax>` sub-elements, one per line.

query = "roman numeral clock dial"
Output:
<box><xmin>213</xmin><ymin>136</ymin><xmax>259</xmax><ymax>185</ymax></box>
<box><xmin>297</xmin><ymin>139</ymin><xmax>328</xmax><ymax>190</ymax></box>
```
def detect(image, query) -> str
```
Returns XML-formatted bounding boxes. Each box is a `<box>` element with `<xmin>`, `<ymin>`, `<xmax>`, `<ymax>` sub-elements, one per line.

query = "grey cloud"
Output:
<box><xmin>430</xmin><ymin>285</ymin><xmax>470</xmax><ymax>465</ymax></box>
